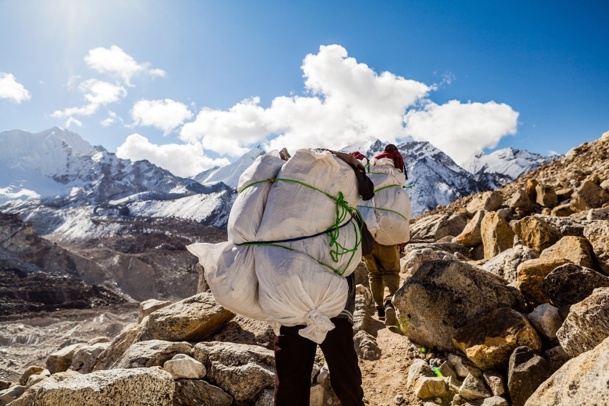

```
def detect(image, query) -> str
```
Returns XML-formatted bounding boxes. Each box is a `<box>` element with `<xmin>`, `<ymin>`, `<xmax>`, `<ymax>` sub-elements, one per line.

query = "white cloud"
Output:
<box><xmin>180</xmin><ymin>44</ymin><xmax>432</xmax><ymax>156</ymax></box>
<box><xmin>101</xmin><ymin>111</ymin><xmax>121</xmax><ymax>127</ymax></box>
<box><xmin>65</xmin><ymin>117</ymin><xmax>83</xmax><ymax>127</ymax></box>
<box><xmin>51</xmin><ymin>79</ymin><xmax>127</xmax><ymax>118</ymax></box>
<box><xmin>131</xmin><ymin>99</ymin><xmax>193</xmax><ymax>135</ymax></box>
<box><xmin>404</xmin><ymin>100</ymin><xmax>519</xmax><ymax>165</ymax></box>
<box><xmin>0</xmin><ymin>73</ymin><xmax>31</xmax><ymax>103</ymax></box>
<box><xmin>85</xmin><ymin>45</ymin><xmax>165</xmax><ymax>86</ymax></box>
<box><xmin>116</xmin><ymin>133</ymin><xmax>229</xmax><ymax>177</ymax></box>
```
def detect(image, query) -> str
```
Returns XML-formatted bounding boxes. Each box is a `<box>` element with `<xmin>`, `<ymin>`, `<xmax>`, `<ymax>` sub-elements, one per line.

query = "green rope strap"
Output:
<box><xmin>356</xmin><ymin>204</ymin><xmax>410</xmax><ymax>222</ymax></box>
<box><xmin>237</xmin><ymin>176</ymin><xmax>363</xmax><ymax>276</ymax></box>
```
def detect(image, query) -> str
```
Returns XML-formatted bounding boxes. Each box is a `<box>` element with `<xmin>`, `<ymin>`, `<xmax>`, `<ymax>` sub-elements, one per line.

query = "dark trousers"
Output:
<box><xmin>274</xmin><ymin>317</ymin><xmax>365</xmax><ymax>406</ymax></box>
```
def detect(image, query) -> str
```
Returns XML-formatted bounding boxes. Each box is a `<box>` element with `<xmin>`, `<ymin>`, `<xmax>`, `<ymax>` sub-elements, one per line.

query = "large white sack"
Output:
<box><xmin>255</xmin><ymin>244</ymin><xmax>349</xmax><ymax>344</ymax></box>
<box><xmin>186</xmin><ymin>241</ymin><xmax>267</xmax><ymax>321</ymax></box>
<box><xmin>363</xmin><ymin>158</ymin><xmax>412</xmax><ymax>245</ymax></box>
<box><xmin>228</xmin><ymin>151</ymin><xmax>285</xmax><ymax>244</ymax></box>
<box><xmin>256</xmin><ymin>149</ymin><xmax>360</xmax><ymax>241</ymax></box>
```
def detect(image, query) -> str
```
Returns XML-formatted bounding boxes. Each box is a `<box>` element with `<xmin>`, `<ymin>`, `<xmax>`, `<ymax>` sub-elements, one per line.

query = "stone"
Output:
<box><xmin>481</xmin><ymin>212</ymin><xmax>515</xmax><ymax>259</ymax></box>
<box><xmin>481</xmin><ymin>396</ymin><xmax>509</xmax><ymax>406</ymax></box>
<box><xmin>164</xmin><ymin>354</ymin><xmax>206</xmax><ymax>379</ymax></box>
<box><xmin>93</xmin><ymin>323</ymin><xmax>141</xmax><ymax>371</ymax></box>
<box><xmin>525</xmin><ymin>179</ymin><xmax>538</xmax><ymax>202</ymax></box>
<box><xmin>193</xmin><ymin>341</ymin><xmax>275</xmax><ymax>403</ymax></box>
<box><xmin>516</xmin><ymin>257</ymin><xmax>570</xmax><ymax>304</ymax></box>
<box><xmin>506</xmin><ymin>189</ymin><xmax>535</xmax><ymax>213</ymax></box>
<box><xmin>466</xmin><ymin>191</ymin><xmax>503</xmax><ymax>214</ymax></box>
<box><xmin>138</xmin><ymin>292</ymin><xmax>235</xmax><ymax>342</ymax></box>
<box><xmin>45</xmin><ymin>343</ymin><xmax>86</xmax><ymax>374</ymax></box>
<box><xmin>481</xmin><ymin>244</ymin><xmax>538</xmax><ymax>284</ymax></box>
<box><xmin>539</xmin><ymin>235</ymin><xmax>596</xmax><ymax>269</ymax></box>
<box><xmin>452</xmin><ymin>307</ymin><xmax>542</xmax><ymax>371</ymax></box>
<box><xmin>410</xmin><ymin>213</ymin><xmax>468</xmax><ymax>242</ymax></box>
<box><xmin>535</xmin><ymin>184</ymin><xmax>558</xmax><ymax>208</ymax></box>
<box><xmin>0</xmin><ymin>385</ymin><xmax>26</xmax><ymax>405</ymax></box>
<box><xmin>393</xmin><ymin>259</ymin><xmax>525</xmax><ymax>351</ymax></box>
<box><xmin>550</xmin><ymin>204</ymin><xmax>575</xmax><ymax>217</ymax></box>
<box><xmin>10</xmin><ymin>368</ymin><xmax>174</xmax><ymax>406</ymax></box>
<box><xmin>541</xmin><ymin>263</ymin><xmax>609</xmax><ymax>307</ymax></box>
<box><xmin>512</xmin><ymin>216</ymin><xmax>562</xmax><ymax>253</ymax></box>
<box><xmin>482</xmin><ymin>370</ymin><xmax>506</xmax><ymax>397</ymax></box>
<box><xmin>507</xmin><ymin>346</ymin><xmax>552</xmax><ymax>406</ymax></box>
<box><xmin>19</xmin><ymin>366</ymin><xmax>44</xmax><ymax>386</ymax></box>
<box><xmin>556</xmin><ymin>287</ymin><xmax>609</xmax><ymax>357</ymax></box>
<box><xmin>413</xmin><ymin>377</ymin><xmax>449</xmax><ymax>400</ymax></box>
<box><xmin>583</xmin><ymin>220</ymin><xmax>609</xmax><ymax>274</ymax></box>
<box><xmin>406</xmin><ymin>359</ymin><xmax>435</xmax><ymax>388</ymax></box>
<box><xmin>138</xmin><ymin>299</ymin><xmax>172</xmax><ymax>323</ymax></box>
<box><xmin>459</xmin><ymin>373</ymin><xmax>491</xmax><ymax>400</ymax></box>
<box><xmin>113</xmin><ymin>339</ymin><xmax>192</xmax><ymax>369</ymax></box>
<box><xmin>173</xmin><ymin>379</ymin><xmax>233</xmax><ymax>406</ymax></box>
<box><xmin>525</xmin><ymin>335</ymin><xmax>609</xmax><ymax>406</ymax></box>
<box><xmin>71</xmin><ymin>342</ymin><xmax>110</xmax><ymax>373</ymax></box>
<box><xmin>353</xmin><ymin>330</ymin><xmax>381</xmax><ymax>360</ymax></box>
<box><xmin>570</xmin><ymin>179</ymin><xmax>609</xmax><ymax>211</ymax></box>
<box><xmin>527</xmin><ymin>304</ymin><xmax>563</xmax><ymax>341</ymax></box>
<box><xmin>452</xmin><ymin>210</ymin><xmax>486</xmax><ymax>247</ymax></box>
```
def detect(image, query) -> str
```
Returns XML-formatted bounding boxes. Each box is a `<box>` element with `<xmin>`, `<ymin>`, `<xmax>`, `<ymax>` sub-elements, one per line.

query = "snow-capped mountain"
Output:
<box><xmin>465</xmin><ymin>147</ymin><xmax>555</xmax><ymax>189</ymax></box>
<box><xmin>0</xmin><ymin>128</ymin><xmax>235</xmax><ymax>240</ymax></box>
<box><xmin>0</xmin><ymin>128</ymin><xmax>551</xmax><ymax>241</ymax></box>
<box><xmin>193</xmin><ymin>146</ymin><xmax>265</xmax><ymax>188</ymax></box>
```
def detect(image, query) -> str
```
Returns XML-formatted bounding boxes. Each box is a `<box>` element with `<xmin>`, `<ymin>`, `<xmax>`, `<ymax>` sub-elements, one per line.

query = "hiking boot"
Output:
<box><xmin>376</xmin><ymin>306</ymin><xmax>385</xmax><ymax>321</ymax></box>
<box><xmin>384</xmin><ymin>305</ymin><xmax>397</xmax><ymax>327</ymax></box>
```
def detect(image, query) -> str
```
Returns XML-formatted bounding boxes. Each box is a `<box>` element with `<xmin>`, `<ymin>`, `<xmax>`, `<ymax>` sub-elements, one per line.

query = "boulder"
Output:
<box><xmin>539</xmin><ymin>235</ymin><xmax>596</xmax><ymax>270</ymax></box>
<box><xmin>400</xmin><ymin>246</ymin><xmax>454</xmax><ymax>279</ymax></box>
<box><xmin>138</xmin><ymin>299</ymin><xmax>172</xmax><ymax>323</ymax></box>
<box><xmin>466</xmin><ymin>191</ymin><xmax>503</xmax><ymax>214</ymax></box>
<box><xmin>45</xmin><ymin>343</ymin><xmax>86</xmax><ymax>374</ymax></box>
<box><xmin>527</xmin><ymin>304</ymin><xmax>563</xmax><ymax>341</ymax></box>
<box><xmin>512</xmin><ymin>217</ymin><xmax>562</xmax><ymax>253</ymax></box>
<box><xmin>556</xmin><ymin>287</ymin><xmax>609</xmax><ymax>357</ymax></box>
<box><xmin>164</xmin><ymin>354</ymin><xmax>206</xmax><ymax>379</ymax></box>
<box><xmin>10</xmin><ymin>368</ymin><xmax>174</xmax><ymax>406</ymax></box>
<box><xmin>583</xmin><ymin>220</ymin><xmax>609</xmax><ymax>274</ymax></box>
<box><xmin>410</xmin><ymin>213</ymin><xmax>468</xmax><ymax>242</ymax></box>
<box><xmin>506</xmin><ymin>189</ymin><xmax>535</xmax><ymax>213</ymax></box>
<box><xmin>507</xmin><ymin>346</ymin><xmax>552</xmax><ymax>406</ymax></box>
<box><xmin>570</xmin><ymin>179</ymin><xmax>609</xmax><ymax>211</ymax></box>
<box><xmin>393</xmin><ymin>259</ymin><xmax>525</xmax><ymax>351</ymax></box>
<box><xmin>138</xmin><ymin>292</ymin><xmax>235</xmax><ymax>342</ymax></box>
<box><xmin>353</xmin><ymin>330</ymin><xmax>381</xmax><ymax>361</ymax></box>
<box><xmin>541</xmin><ymin>263</ymin><xmax>609</xmax><ymax>307</ymax></box>
<box><xmin>452</xmin><ymin>210</ymin><xmax>485</xmax><ymax>247</ymax></box>
<box><xmin>70</xmin><ymin>342</ymin><xmax>110</xmax><ymax>374</ymax></box>
<box><xmin>173</xmin><ymin>379</ymin><xmax>233</xmax><ymax>406</ymax></box>
<box><xmin>452</xmin><ymin>307</ymin><xmax>542</xmax><ymax>371</ymax></box>
<box><xmin>193</xmin><ymin>341</ymin><xmax>275</xmax><ymax>403</ymax></box>
<box><xmin>525</xmin><ymin>335</ymin><xmax>609</xmax><ymax>405</ymax></box>
<box><xmin>535</xmin><ymin>184</ymin><xmax>558</xmax><ymax>208</ymax></box>
<box><xmin>481</xmin><ymin>212</ymin><xmax>515</xmax><ymax>259</ymax></box>
<box><xmin>481</xmin><ymin>244</ymin><xmax>538</xmax><ymax>284</ymax></box>
<box><xmin>93</xmin><ymin>323</ymin><xmax>141</xmax><ymax>371</ymax></box>
<box><xmin>113</xmin><ymin>339</ymin><xmax>192</xmax><ymax>369</ymax></box>
<box><xmin>516</xmin><ymin>258</ymin><xmax>570</xmax><ymax>304</ymax></box>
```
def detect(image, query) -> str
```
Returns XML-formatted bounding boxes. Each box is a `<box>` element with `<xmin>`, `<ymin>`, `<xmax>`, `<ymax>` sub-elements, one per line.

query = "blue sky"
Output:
<box><xmin>1</xmin><ymin>0</ymin><xmax>608</xmax><ymax>176</ymax></box>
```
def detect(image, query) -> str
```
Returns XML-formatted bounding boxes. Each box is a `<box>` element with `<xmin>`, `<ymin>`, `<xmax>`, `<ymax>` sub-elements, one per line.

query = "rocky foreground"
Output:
<box><xmin>1</xmin><ymin>131</ymin><xmax>609</xmax><ymax>405</ymax></box>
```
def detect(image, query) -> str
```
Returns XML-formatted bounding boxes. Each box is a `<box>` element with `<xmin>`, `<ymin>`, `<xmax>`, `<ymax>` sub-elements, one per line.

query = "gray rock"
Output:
<box><xmin>481</xmin><ymin>244</ymin><xmax>538</xmax><ymax>283</ymax></box>
<box><xmin>507</xmin><ymin>346</ymin><xmax>552</xmax><ymax>406</ymax></box>
<box><xmin>542</xmin><ymin>263</ymin><xmax>609</xmax><ymax>307</ymax></box>
<box><xmin>393</xmin><ymin>259</ymin><xmax>526</xmax><ymax>351</ymax></box>
<box><xmin>173</xmin><ymin>379</ymin><xmax>233</xmax><ymax>406</ymax></box>
<box><xmin>113</xmin><ymin>339</ymin><xmax>193</xmax><ymax>369</ymax></box>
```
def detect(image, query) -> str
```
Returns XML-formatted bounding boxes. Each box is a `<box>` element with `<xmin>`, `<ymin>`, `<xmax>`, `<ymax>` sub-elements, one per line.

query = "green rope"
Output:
<box><xmin>374</xmin><ymin>183</ymin><xmax>401</xmax><ymax>193</ymax></box>
<box><xmin>356</xmin><ymin>204</ymin><xmax>410</xmax><ymax>222</ymax></box>
<box><xmin>235</xmin><ymin>176</ymin><xmax>363</xmax><ymax>276</ymax></box>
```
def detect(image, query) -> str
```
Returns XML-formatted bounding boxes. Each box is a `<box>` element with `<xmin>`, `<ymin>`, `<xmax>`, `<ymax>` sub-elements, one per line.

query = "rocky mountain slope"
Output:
<box><xmin>1</xmin><ymin>130</ymin><xmax>608</xmax><ymax>405</ymax></box>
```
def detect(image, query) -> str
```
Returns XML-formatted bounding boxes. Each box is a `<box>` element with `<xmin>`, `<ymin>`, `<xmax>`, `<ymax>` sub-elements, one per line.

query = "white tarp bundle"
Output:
<box><xmin>188</xmin><ymin>148</ymin><xmax>363</xmax><ymax>343</ymax></box>
<box><xmin>358</xmin><ymin>157</ymin><xmax>412</xmax><ymax>246</ymax></box>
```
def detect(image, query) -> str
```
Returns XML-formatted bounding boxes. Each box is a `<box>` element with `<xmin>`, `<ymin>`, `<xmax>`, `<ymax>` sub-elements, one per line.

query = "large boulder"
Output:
<box><xmin>193</xmin><ymin>341</ymin><xmax>275</xmax><ymax>403</ymax></box>
<box><xmin>173</xmin><ymin>379</ymin><xmax>233</xmax><ymax>406</ymax></box>
<box><xmin>516</xmin><ymin>258</ymin><xmax>570</xmax><ymax>304</ymax></box>
<box><xmin>556</xmin><ymin>287</ymin><xmax>609</xmax><ymax>358</ymax></box>
<box><xmin>138</xmin><ymin>292</ymin><xmax>235</xmax><ymax>342</ymax></box>
<box><xmin>539</xmin><ymin>235</ymin><xmax>596</xmax><ymax>270</ymax></box>
<box><xmin>541</xmin><ymin>263</ymin><xmax>609</xmax><ymax>307</ymax></box>
<box><xmin>393</xmin><ymin>259</ymin><xmax>526</xmax><ymax>351</ymax></box>
<box><xmin>481</xmin><ymin>212</ymin><xmax>515</xmax><ymax>259</ymax></box>
<box><xmin>481</xmin><ymin>244</ymin><xmax>538</xmax><ymax>283</ymax></box>
<box><xmin>525</xmin><ymin>335</ymin><xmax>609</xmax><ymax>405</ymax></box>
<box><xmin>112</xmin><ymin>340</ymin><xmax>193</xmax><ymax>369</ymax></box>
<box><xmin>452</xmin><ymin>210</ymin><xmax>485</xmax><ymax>247</ymax></box>
<box><xmin>10</xmin><ymin>368</ymin><xmax>174</xmax><ymax>406</ymax></box>
<box><xmin>512</xmin><ymin>217</ymin><xmax>562</xmax><ymax>253</ymax></box>
<box><xmin>507</xmin><ymin>346</ymin><xmax>552</xmax><ymax>406</ymax></box>
<box><xmin>584</xmin><ymin>221</ymin><xmax>609</xmax><ymax>274</ymax></box>
<box><xmin>452</xmin><ymin>307</ymin><xmax>541</xmax><ymax>371</ymax></box>
<box><xmin>410</xmin><ymin>213</ymin><xmax>468</xmax><ymax>242</ymax></box>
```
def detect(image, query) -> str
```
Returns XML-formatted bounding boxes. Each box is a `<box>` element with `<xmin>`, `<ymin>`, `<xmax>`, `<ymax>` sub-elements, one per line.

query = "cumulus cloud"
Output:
<box><xmin>85</xmin><ymin>45</ymin><xmax>166</xmax><ymax>86</ymax></box>
<box><xmin>404</xmin><ymin>100</ymin><xmax>519</xmax><ymax>165</ymax></box>
<box><xmin>116</xmin><ymin>133</ymin><xmax>229</xmax><ymax>177</ymax></box>
<box><xmin>51</xmin><ymin>79</ymin><xmax>127</xmax><ymax>119</ymax></box>
<box><xmin>131</xmin><ymin>99</ymin><xmax>193</xmax><ymax>135</ymax></box>
<box><xmin>180</xmin><ymin>44</ymin><xmax>432</xmax><ymax>156</ymax></box>
<box><xmin>0</xmin><ymin>73</ymin><xmax>31</xmax><ymax>103</ymax></box>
